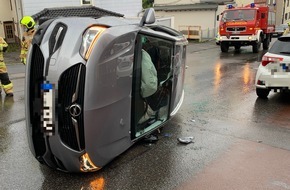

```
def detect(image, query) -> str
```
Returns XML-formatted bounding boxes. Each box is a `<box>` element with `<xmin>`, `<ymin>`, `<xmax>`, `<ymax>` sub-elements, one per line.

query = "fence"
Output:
<box><xmin>179</xmin><ymin>25</ymin><xmax>218</xmax><ymax>41</ymax></box>
<box><xmin>179</xmin><ymin>25</ymin><xmax>202</xmax><ymax>41</ymax></box>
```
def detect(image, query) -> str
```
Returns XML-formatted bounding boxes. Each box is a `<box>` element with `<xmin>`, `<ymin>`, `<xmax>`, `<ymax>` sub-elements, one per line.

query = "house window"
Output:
<box><xmin>82</xmin><ymin>0</ymin><xmax>92</xmax><ymax>5</ymax></box>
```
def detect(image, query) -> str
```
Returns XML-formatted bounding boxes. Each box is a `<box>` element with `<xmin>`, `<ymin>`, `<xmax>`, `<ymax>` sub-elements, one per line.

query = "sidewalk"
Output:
<box><xmin>4</xmin><ymin>51</ymin><xmax>25</xmax><ymax>80</ymax></box>
<box><xmin>4</xmin><ymin>51</ymin><xmax>20</xmax><ymax>65</ymax></box>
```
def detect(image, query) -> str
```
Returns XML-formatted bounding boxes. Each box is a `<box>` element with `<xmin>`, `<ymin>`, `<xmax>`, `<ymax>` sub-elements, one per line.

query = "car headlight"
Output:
<box><xmin>80</xmin><ymin>26</ymin><xmax>106</xmax><ymax>60</ymax></box>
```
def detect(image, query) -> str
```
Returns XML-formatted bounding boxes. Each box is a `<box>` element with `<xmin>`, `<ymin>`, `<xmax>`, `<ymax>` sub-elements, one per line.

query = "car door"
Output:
<box><xmin>131</xmin><ymin>33</ymin><xmax>174</xmax><ymax>140</ymax></box>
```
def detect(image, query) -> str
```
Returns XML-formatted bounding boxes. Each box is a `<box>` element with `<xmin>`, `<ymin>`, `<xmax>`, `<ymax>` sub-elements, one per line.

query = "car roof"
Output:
<box><xmin>276</xmin><ymin>24</ymin><xmax>288</xmax><ymax>28</ymax></box>
<box><xmin>278</xmin><ymin>34</ymin><xmax>290</xmax><ymax>40</ymax></box>
<box><xmin>267</xmin><ymin>35</ymin><xmax>290</xmax><ymax>57</ymax></box>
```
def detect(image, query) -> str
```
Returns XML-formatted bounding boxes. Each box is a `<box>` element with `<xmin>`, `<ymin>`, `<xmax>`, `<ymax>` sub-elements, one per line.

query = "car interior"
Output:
<box><xmin>131</xmin><ymin>34</ymin><xmax>173</xmax><ymax>139</ymax></box>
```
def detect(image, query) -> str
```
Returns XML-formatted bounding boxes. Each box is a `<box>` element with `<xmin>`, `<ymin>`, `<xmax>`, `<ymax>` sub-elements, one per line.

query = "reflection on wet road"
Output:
<box><xmin>184</xmin><ymin>46</ymin><xmax>268</xmax><ymax>125</ymax></box>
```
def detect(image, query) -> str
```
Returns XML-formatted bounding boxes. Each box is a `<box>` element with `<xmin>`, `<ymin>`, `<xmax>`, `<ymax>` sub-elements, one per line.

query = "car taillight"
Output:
<box><xmin>261</xmin><ymin>56</ymin><xmax>283</xmax><ymax>66</ymax></box>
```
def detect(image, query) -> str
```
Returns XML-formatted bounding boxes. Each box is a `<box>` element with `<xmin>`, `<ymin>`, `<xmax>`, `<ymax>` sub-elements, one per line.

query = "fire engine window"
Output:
<box><xmin>243</xmin><ymin>10</ymin><xmax>255</xmax><ymax>20</ymax></box>
<box><xmin>261</xmin><ymin>13</ymin><xmax>265</xmax><ymax>19</ymax></box>
<box><xmin>223</xmin><ymin>10</ymin><xmax>255</xmax><ymax>21</ymax></box>
<box><xmin>82</xmin><ymin>0</ymin><xmax>92</xmax><ymax>5</ymax></box>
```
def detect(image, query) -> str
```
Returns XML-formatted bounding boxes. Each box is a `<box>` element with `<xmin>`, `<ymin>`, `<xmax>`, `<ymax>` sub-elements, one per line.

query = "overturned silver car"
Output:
<box><xmin>25</xmin><ymin>9</ymin><xmax>188</xmax><ymax>172</ymax></box>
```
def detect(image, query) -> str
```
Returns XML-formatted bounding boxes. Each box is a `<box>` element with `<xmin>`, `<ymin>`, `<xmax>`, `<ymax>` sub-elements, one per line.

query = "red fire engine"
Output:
<box><xmin>218</xmin><ymin>3</ymin><xmax>275</xmax><ymax>53</ymax></box>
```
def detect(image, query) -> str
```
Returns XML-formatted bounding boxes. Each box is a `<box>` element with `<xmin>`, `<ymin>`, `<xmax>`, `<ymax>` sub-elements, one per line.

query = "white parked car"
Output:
<box><xmin>273</xmin><ymin>24</ymin><xmax>288</xmax><ymax>37</ymax></box>
<box><xmin>255</xmin><ymin>35</ymin><xmax>290</xmax><ymax>98</ymax></box>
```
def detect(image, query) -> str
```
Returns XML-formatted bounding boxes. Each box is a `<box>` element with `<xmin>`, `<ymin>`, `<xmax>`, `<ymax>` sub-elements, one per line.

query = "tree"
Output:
<box><xmin>142</xmin><ymin>0</ymin><xmax>153</xmax><ymax>9</ymax></box>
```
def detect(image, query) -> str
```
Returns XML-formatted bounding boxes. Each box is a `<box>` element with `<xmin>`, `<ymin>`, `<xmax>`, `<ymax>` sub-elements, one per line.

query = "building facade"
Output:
<box><xmin>154</xmin><ymin>0</ymin><xmax>284</xmax><ymax>40</ymax></box>
<box><xmin>284</xmin><ymin>0</ymin><xmax>290</xmax><ymax>24</ymax></box>
<box><xmin>153</xmin><ymin>0</ymin><xmax>235</xmax><ymax>40</ymax></box>
<box><xmin>235</xmin><ymin>0</ymin><xmax>282</xmax><ymax>25</ymax></box>
<box><xmin>0</xmin><ymin>0</ymin><xmax>22</xmax><ymax>43</ymax></box>
<box><xmin>0</xmin><ymin>0</ymin><xmax>142</xmax><ymax>44</ymax></box>
<box><xmin>253</xmin><ymin>0</ymin><xmax>282</xmax><ymax>25</ymax></box>
<box><xmin>154</xmin><ymin>0</ymin><xmax>200</xmax><ymax>5</ymax></box>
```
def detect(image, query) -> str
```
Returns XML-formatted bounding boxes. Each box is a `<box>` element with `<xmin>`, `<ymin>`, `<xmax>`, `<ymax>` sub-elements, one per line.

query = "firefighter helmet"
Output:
<box><xmin>20</xmin><ymin>16</ymin><xmax>35</xmax><ymax>29</ymax></box>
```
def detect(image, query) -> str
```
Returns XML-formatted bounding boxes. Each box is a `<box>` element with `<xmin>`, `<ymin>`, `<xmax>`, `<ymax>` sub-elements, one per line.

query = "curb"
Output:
<box><xmin>10</xmin><ymin>73</ymin><xmax>25</xmax><ymax>80</ymax></box>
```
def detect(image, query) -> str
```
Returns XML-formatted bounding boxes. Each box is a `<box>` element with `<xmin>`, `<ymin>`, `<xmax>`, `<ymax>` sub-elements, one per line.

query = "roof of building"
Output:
<box><xmin>153</xmin><ymin>3</ymin><xmax>219</xmax><ymax>12</ymax></box>
<box><xmin>31</xmin><ymin>5</ymin><xmax>124</xmax><ymax>21</ymax></box>
<box><xmin>200</xmin><ymin>0</ymin><xmax>234</xmax><ymax>4</ymax></box>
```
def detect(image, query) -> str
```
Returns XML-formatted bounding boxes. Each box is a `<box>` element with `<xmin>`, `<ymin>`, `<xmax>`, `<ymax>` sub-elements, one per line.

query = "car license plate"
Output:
<box><xmin>41</xmin><ymin>82</ymin><xmax>55</xmax><ymax>136</ymax></box>
<box><xmin>281</xmin><ymin>63</ymin><xmax>290</xmax><ymax>72</ymax></box>
<box><xmin>268</xmin><ymin>63</ymin><xmax>290</xmax><ymax>73</ymax></box>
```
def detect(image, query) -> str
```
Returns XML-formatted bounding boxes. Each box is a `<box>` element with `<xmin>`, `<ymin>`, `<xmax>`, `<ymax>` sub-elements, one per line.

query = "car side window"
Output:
<box><xmin>141</xmin><ymin>35</ymin><xmax>173</xmax><ymax>83</ymax></box>
<box><xmin>132</xmin><ymin>34</ymin><xmax>174</xmax><ymax>138</ymax></box>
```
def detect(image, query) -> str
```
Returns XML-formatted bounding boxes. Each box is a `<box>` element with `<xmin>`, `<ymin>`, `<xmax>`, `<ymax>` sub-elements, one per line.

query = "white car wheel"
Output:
<box><xmin>256</xmin><ymin>88</ymin><xmax>270</xmax><ymax>99</ymax></box>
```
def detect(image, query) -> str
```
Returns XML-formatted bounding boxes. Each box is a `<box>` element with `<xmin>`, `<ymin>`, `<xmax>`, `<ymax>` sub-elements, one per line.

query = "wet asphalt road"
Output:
<box><xmin>1</xmin><ymin>39</ymin><xmax>290</xmax><ymax>190</ymax></box>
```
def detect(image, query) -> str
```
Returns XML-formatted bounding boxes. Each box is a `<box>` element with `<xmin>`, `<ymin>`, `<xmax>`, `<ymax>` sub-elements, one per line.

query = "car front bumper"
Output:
<box><xmin>219</xmin><ymin>34</ymin><xmax>258</xmax><ymax>42</ymax></box>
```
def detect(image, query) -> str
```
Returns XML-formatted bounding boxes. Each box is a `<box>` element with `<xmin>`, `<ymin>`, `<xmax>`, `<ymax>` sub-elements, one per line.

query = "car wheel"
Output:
<box><xmin>256</xmin><ymin>88</ymin><xmax>269</xmax><ymax>99</ymax></box>
<box><xmin>262</xmin><ymin>37</ymin><xmax>270</xmax><ymax>50</ymax></box>
<box><xmin>220</xmin><ymin>42</ymin><xmax>229</xmax><ymax>52</ymax></box>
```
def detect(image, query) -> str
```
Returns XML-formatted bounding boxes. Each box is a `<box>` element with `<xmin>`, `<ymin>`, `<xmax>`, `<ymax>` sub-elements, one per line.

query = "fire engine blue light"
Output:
<box><xmin>250</xmin><ymin>3</ymin><xmax>255</xmax><ymax>8</ymax></box>
<box><xmin>228</xmin><ymin>4</ymin><xmax>233</xmax><ymax>9</ymax></box>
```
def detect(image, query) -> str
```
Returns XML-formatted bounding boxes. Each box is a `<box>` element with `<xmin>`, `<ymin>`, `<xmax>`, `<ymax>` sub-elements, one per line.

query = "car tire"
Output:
<box><xmin>263</xmin><ymin>37</ymin><xmax>270</xmax><ymax>50</ymax></box>
<box><xmin>220</xmin><ymin>42</ymin><xmax>229</xmax><ymax>52</ymax></box>
<box><xmin>256</xmin><ymin>88</ymin><xmax>269</xmax><ymax>99</ymax></box>
<box><xmin>252</xmin><ymin>37</ymin><xmax>261</xmax><ymax>53</ymax></box>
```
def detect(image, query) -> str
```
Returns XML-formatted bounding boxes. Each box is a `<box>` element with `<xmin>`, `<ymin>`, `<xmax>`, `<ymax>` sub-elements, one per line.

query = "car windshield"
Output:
<box><xmin>223</xmin><ymin>9</ymin><xmax>256</xmax><ymax>21</ymax></box>
<box><xmin>269</xmin><ymin>37</ymin><xmax>290</xmax><ymax>55</ymax></box>
<box><xmin>276</xmin><ymin>25</ymin><xmax>288</xmax><ymax>30</ymax></box>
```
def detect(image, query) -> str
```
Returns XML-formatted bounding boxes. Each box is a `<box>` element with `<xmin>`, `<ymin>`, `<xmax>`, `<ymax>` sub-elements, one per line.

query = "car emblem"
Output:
<box><xmin>69</xmin><ymin>104</ymin><xmax>82</xmax><ymax>117</ymax></box>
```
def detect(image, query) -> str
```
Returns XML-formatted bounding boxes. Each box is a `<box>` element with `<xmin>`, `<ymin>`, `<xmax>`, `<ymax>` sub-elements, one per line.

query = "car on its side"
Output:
<box><xmin>255</xmin><ymin>35</ymin><xmax>290</xmax><ymax>98</ymax></box>
<box><xmin>273</xmin><ymin>24</ymin><xmax>288</xmax><ymax>37</ymax></box>
<box><xmin>25</xmin><ymin>8</ymin><xmax>188</xmax><ymax>173</ymax></box>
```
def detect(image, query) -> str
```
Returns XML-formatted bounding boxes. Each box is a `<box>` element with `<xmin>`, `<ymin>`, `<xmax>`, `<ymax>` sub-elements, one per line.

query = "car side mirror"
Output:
<box><xmin>139</xmin><ymin>8</ymin><xmax>156</xmax><ymax>26</ymax></box>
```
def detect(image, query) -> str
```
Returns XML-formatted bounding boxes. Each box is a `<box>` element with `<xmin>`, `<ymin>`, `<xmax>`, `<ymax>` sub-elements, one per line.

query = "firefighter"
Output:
<box><xmin>20</xmin><ymin>16</ymin><xmax>36</xmax><ymax>65</ymax></box>
<box><xmin>283</xmin><ymin>22</ymin><xmax>290</xmax><ymax>36</ymax></box>
<box><xmin>0</xmin><ymin>37</ymin><xmax>13</xmax><ymax>97</ymax></box>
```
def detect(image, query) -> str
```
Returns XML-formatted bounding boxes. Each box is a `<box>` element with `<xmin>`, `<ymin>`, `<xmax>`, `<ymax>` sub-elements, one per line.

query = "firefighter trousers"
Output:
<box><xmin>0</xmin><ymin>61</ymin><xmax>13</xmax><ymax>95</ymax></box>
